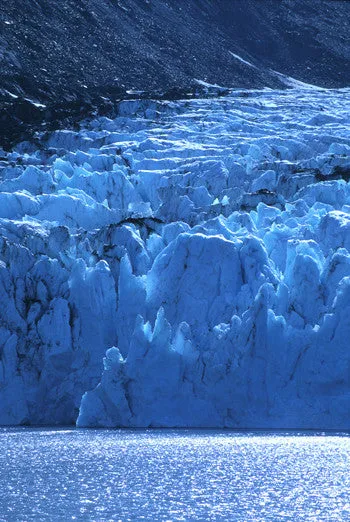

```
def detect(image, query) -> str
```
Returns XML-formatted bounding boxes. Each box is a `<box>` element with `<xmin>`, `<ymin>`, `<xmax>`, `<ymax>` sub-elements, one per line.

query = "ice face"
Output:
<box><xmin>0</xmin><ymin>88</ymin><xmax>350</xmax><ymax>428</ymax></box>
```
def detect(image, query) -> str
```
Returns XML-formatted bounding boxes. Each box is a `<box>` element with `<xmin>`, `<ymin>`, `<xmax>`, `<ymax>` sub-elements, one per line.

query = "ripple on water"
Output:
<box><xmin>0</xmin><ymin>429</ymin><xmax>349</xmax><ymax>521</ymax></box>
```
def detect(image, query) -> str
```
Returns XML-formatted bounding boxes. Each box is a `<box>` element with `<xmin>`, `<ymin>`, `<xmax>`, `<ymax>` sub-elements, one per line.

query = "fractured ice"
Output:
<box><xmin>0</xmin><ymin>88</ymin><xmax>349</xmax><ymax>428</ymax></box>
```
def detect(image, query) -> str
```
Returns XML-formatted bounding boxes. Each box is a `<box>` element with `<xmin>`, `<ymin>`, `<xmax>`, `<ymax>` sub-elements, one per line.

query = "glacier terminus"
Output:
<box><xmin>0</xmin><ymin>87</ymin><xmax>349</xmax><ymax>429</ymax></box>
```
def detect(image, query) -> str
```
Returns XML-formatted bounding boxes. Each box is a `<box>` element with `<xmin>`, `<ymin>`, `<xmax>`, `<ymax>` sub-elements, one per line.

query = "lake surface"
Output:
<box><xmin>0</xmin><ymin>429</ymin><xmax>349</xmax><ymax>521</ymax></box>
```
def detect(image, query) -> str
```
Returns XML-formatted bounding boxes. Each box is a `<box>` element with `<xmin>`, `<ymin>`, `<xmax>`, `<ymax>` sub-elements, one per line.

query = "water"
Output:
<box><xmin>0</xmin><ymin>429</ymin><xmax>348</xmax><ymax>521</ymax></box>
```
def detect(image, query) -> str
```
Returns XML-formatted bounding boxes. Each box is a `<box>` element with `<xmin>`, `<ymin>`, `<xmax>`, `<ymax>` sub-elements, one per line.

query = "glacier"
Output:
<box><xmin>0</xmin><ymin>88</ymin><xmax>349</xmax><ymax>428</ymax></box>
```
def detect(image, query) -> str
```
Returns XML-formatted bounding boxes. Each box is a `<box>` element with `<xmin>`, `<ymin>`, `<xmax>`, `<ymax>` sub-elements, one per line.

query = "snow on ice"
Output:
<box><xmin>0</xmin><ymin>88</ymin><xmax>349</xmax><ymax>428</ymax></box>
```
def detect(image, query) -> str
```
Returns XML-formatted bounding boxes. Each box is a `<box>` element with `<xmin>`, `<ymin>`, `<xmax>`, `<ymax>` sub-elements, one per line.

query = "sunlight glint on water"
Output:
<box><xmin>0</xmin><ymin>429</ymin><xmax>349</xmax><ymax>521</ymax></box>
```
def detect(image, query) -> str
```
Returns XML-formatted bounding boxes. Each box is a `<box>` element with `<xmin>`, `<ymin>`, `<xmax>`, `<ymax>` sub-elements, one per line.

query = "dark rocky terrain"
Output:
<box><xmin>1</xmin><ymin>0</ymin><xmax>350</xmax><ymax>147</ymax></box>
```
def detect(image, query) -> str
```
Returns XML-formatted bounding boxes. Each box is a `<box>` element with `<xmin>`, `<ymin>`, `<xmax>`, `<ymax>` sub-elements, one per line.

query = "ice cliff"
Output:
<box><xmin>0</xmin><ymin>88</ymin><xmax>349</xmax><ymax>428</ymax></box>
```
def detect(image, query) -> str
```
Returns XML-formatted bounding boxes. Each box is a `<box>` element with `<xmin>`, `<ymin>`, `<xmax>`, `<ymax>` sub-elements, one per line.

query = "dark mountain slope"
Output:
<box><xmin>1</xmin><ymin>0</ymin><xmax>349</xmax><ymax>147</ymax></box>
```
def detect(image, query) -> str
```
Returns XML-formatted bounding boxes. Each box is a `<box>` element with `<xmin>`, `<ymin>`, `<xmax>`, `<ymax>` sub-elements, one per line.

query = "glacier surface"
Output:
<box><xmin>0</xmin><ymin>88</ymin><xmax>349</xmax><ymax>428</ymax></box>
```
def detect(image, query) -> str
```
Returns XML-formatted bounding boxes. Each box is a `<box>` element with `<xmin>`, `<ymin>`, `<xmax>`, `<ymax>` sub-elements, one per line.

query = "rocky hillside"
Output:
<box><xmin>1</xmin><ymin>0</ymin><xmax>350</xmax><ymax>146</ymax></box>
